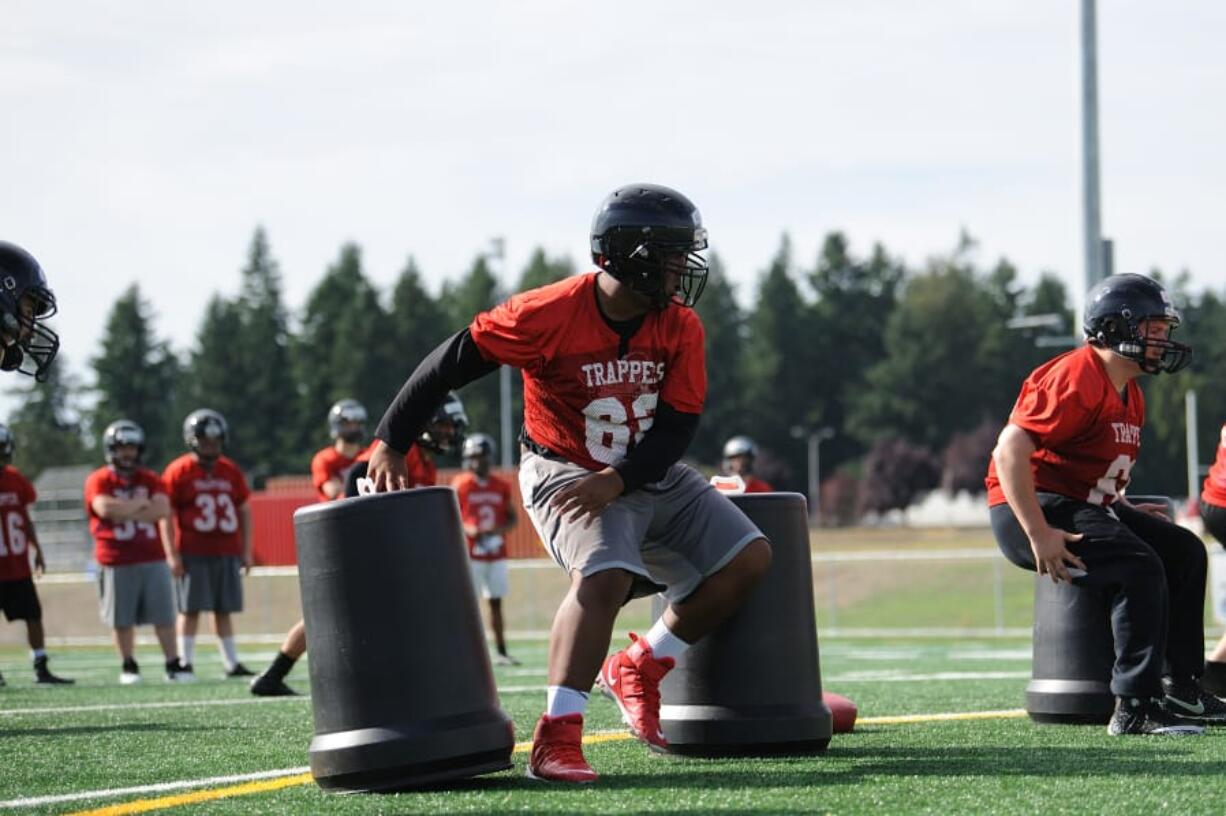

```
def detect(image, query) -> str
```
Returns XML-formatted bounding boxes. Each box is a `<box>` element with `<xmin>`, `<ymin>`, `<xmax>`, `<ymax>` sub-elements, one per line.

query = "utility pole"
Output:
<box><xmin>1081</xmin><ymin>0</ymin><xmax>1104</xmax><ymax>300</ymax></box>
<box><xmin>489</xmin><ymin>237</ymin><xmax>514</xmax><ymax>468</ymax></box>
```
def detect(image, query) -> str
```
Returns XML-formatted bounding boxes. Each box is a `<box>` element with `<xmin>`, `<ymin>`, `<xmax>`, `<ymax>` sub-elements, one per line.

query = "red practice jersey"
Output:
<box><xmin>0</xmin><ymin>465</ymin><xmax>37</xmax><ymax>581</ymax></box>
<box><xmin>743</xmin><ymin>476</ymin><xmax>774</xmax><ymax>494</ymax></box>
<box><xmin>356</xmin><ymin>441</ymin><xmax>437</xmax><ymax>488</ymax></box>
<box><xmin>162</xmin><ymin>454</ymin><xmax>251</xmax><ymax>557</ymax></box>
<box><xmin>85</xmin><ymin>466</ymin><xmax>168</xmax><ymax>566</ymax></box>
<box><xmin>311</xmin><ymin>446</ymin><xmax>358</xmax><ymax>502</ymax></box>
<box><xmin>452</xmin><ymin>471</ymin><xmax>513</xmax><ymax>560</ymax></box>
<box><xmin>470</xmin><ymin>272</ymin><xmax>706</xmax><ymax>472</ymax></box>
<box><xmin>985</xmin><ymin>345</ymin><xmax>1144</xmax><ymax>508</ymax></box>
<box><xmin>1201</xmin><ymin>424</ymin><xmax>1226</xmax><ymax>509</ymax></box>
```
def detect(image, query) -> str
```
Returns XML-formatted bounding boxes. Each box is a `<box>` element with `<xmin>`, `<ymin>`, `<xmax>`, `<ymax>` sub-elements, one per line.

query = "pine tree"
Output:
<box><xmin>439</xmin><ymin>256</ymin><xmax>504</xmax><ymax>442</ymax></box>
<box><xmin>5</xmin><ymin>355</ymin><xmax>92</xmax><ymax>478</ymax></box>
<box><xmin>692</xmin><ymin>253</ymin><xmax>745</xmax><ymax>466</ymax></box>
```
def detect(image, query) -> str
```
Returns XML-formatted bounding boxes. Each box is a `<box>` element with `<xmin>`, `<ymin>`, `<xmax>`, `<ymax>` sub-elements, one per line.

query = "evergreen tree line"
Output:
<box><xmin>6</xmin><ymin>227</ymin><xmax>1223</xmax><ymax>523</ymax></box>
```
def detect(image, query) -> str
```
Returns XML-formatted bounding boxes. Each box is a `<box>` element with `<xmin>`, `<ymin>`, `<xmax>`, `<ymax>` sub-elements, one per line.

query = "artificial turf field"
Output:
<box><xmin>2</xmin><ymin>635</ymin><xmax>1224</xmax><ymax>815</ymax></box>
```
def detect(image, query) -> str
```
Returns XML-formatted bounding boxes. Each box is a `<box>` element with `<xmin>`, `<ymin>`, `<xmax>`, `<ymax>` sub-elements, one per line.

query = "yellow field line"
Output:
<box><xmin>65</xmin><ymin>709</ymin><xmax>1026</xmax><ymax>816</ymax></box>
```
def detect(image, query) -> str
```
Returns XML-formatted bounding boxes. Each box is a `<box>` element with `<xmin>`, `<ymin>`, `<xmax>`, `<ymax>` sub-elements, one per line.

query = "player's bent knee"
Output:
<box><xmin>573</xmin><ymin>568</ymin><xmax>635</xmax><ymax>609</ymax></box>
<box><xmin>731</xmin><ymin>538</ymin><xmax>772</xmax><ymax>584</ymax></box>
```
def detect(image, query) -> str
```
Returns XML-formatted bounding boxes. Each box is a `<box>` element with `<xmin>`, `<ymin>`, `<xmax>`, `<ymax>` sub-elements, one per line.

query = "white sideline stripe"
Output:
<box><xmin>831</xmin><ymin>670</ymin><xmax>1029</xmax><ymax>682</ymax></box>
<box><xmin>0</xmin><ymin>766</ymin><xmax>311</xmax><ymax>809</ymax></box>
<box><xmin>0</xmin><ymin>695</ymin><xmax>310</xmax><ymax>717</ymax></box>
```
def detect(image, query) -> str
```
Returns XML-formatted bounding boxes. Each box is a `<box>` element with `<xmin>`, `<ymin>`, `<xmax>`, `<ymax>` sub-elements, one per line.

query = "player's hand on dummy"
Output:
<box><xmin>33</xmin><ymin>551</ymin><xmax>45</xmax><ymax>578</ymax></box>
<box><xmin>1028</xmin><ymin>525</ymin><xmax>1086</xmax><ymax>583</ymax></box>
<box><xmin>367</xmin><ymin>440</ymin><xmax>409</xmax><ymax>492</ymax></box>
<box><xmin>168</xmin><ymin>553</ymin><xmax>185</xmax><ymax>579</ymax></box>
<box><xmin>1130</xmin><ymin>502</ymin><xmax>1172</xmax><ymax>522</ymax></box>
<box><xmin>551</xmin><ymin>468</ymin><xmax>624</xmax><ymax>528</ymax></box>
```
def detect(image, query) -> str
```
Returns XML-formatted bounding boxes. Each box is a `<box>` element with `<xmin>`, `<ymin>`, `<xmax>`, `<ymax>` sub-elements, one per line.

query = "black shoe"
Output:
<box><xmin>1108</xmin><ymin>697</ymin><xmax>1203</xmax><ymax>735</ymax></box>
<box><xmin>225</xmin><ymin>663</ymin><xmax>256</xmax><ymax>678</ymax></box>
<box><xmin>166</xmin><ymin>659</ymin><xmax>198</xmax><ymax>683</ymax></box>
<box><xmin>1162</xmin><ymin>677</ymin><xmax>1226</xmax><ymax>725</ymax></box>
<box><xmin>1201</xmin><ymin>661</ymin><xmax>1226</xmax><ymax>698</ymax></box>
<box><xmin>33</xmin><ymin>656</ymin><xmax>74</xmax><ymax>685</ymax></box>
<box><xmin>0</xmin><ymin>670</ymin><xmax>6</xmax><ymax>687</ymax></box>
<box><xmin>250</xmin><ymin>672</ymin><xmax>298</xmax><ymax>697</ymax></box>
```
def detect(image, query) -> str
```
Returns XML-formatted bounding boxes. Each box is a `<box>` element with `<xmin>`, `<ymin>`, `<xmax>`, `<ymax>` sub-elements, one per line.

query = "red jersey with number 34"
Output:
<box><xmin>985</xmin><ymin>345</ymin><xmax>1144</xmax><ymax>508</ymax></box>
<box><xmin>84</xmin><ymin>466</ymin><xmax>168</xmax><ymax>566</ymax></box>
<box><xmin>469</xmin><ymin>272</ymin><xmax>706</xmax><ymax>472</ymax></box>
<box><xmin>162</xmin><ymin>454</ymin><xmax>251</xmax><ymax>557</ymax></box>
<box><xmin>0</xmin><ymin>465</ymin><xmax>37</xmax><ymax>582</ymax></box>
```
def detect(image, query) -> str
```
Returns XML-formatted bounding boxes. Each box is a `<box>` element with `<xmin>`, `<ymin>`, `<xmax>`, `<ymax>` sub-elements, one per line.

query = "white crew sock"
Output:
<box><xmin>644</xmin><ymin>618</ymin><xmax>690</xmax><ymax>662</ymax></box>
<box><xmin>546</xmin><ymin>685</ymin><xmax>589</xmax><ymax>718</ymax></box>
<box><xmin>219</xmin><ymin>637</ymin><xmax>239</xmax><ymax>672</ymax></box>
<box><xmin>32</xmin><ymin>648</ymin><xmax>47</xmax><ymax>660</ymax></box>
<box><xmin>178</xmin><ymin>635</ymin><xmax>195</xmax><ymax>667</ymax></box>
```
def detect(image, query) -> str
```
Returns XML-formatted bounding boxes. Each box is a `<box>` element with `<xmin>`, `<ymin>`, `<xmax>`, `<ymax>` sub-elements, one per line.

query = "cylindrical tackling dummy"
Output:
<box><xmin>653</xmin><ymin>492</ymin><xmax>832</xmax><ymax>755</ymax></box>
<box><xmin>294</xmin><ymin>487</ymin><xmax>514</xmax><ymax>791</ymax></box>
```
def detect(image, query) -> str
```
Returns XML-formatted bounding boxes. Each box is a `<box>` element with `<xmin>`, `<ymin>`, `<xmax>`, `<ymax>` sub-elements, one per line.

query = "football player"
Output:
<box><xmin>452</xmin><ymin>433</ymin><xmax>519</xmax><ymax>665</ymax></box>
<box><xmin>0</xmin><ymin>241</ymin><xmax>59</xmax><ymax>382</ymax></box>
<box><xmin>367</xmin><ymin>183</ymin><xmax>772</xmax><ymax>782</ymax></box>
<box><xmin>721</xmin><ymin>436</ymin><xmax>774</xmax><ymax>493</ymax></box>
<box><xmin>986</xmin><ymin>273</ymin><xmax>1224</xmax><ymax>734</ymax></box>
<box><xmin>250</xmin><ymin>399</ymin><xmax>366</xmax><ymax>696</ymax></box>
<box><xmin>1197</xmin><ymin>424</ymin><xmax>1226</xmax><ymax>697</ymax></box>
<box><xmin>161</xmin><ymin>410</ymin><xmax>253</xmax><ymax>680</ymax></box>
<box><xmin>0</xmin><ymin>423</ymin><xmax>73</xmax><ymax>686</ymax></box>
<box><xmin>85</xmin><ymin>420</ymin><xmax>190</xmax><ymax>684</ymax></box>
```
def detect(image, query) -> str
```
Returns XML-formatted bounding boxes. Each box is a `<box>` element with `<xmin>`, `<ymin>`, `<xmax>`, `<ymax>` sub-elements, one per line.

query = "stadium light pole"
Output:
<box><xmin>793</xmin><ymin>426</ymin><xmax>835</xmax><ymax>525</ymax></box>
<box><xmin>1081</xmin><ymin>0</ymin><xmax>1105</xmax><ymax>301</ymax></box>
<box><xmin>489</xmin><ymin>237</ymin><xmax>514</xmax><ymax>469</ymax></box>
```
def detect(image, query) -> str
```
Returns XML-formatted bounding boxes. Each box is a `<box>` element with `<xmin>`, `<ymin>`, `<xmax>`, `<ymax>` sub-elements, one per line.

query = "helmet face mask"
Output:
<box><xmin>1084</xmin><ymin>274</ymin><xmax>1192</xmax><ymax>375</ymax></box>
<box><xmin>591</xmin><ymin>184</ymin><xmax>709</xmax><ymax>310</ymax></box>
<box><xmin>0</xmin><ymin>242</ymin><xmax>60</xmax><ymax>382</ymax></box>
<box><xmin>327</xmin><ymin>399</ymin><xmax>368</xmax><ymax>444</ymax></box>
<box><xmin>104</xmin><ymin>420</ymin><xmax>146</xmax><ymax>471</ymax></box>
<box><xmin>420</xmin><ymin>392</ymin><xmax>468</xmax><ymax>454</ymax></box>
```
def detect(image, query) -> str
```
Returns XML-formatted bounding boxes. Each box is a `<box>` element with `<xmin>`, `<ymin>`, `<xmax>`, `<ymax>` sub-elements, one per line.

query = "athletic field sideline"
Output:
<box><xmin>1</xmin><ymin>636</ymin><xmax>1223</xmax><ymax>814</ymax></box>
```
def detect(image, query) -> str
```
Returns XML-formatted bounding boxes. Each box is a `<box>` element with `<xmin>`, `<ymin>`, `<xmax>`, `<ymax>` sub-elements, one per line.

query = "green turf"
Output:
<box><xmin>1</xmin><ymin>636</ymin><xmax>1224</xmax><ymax>815</ymax></box>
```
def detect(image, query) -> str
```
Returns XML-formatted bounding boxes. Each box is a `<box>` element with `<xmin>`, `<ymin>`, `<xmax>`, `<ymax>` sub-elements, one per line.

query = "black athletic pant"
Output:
<box><xmin>991</xmin><ymin>494</ymin><xmax>1207</xmax><ymax>698</ymax></box>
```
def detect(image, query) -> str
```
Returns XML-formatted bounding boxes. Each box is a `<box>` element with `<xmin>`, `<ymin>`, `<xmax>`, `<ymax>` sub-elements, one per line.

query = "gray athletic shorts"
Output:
<box><xmin>518</xmin><ymin>451</ymin><xmax>766</xmax><ymax>602</ymax></box>
<box><xmin>99</xmin><ymin>561</ymin><xmax>176</xmax><ymax>628</ymax></box>
<box><xmin>176</xmin><ymin>554</ymin><xmax>244</xmax><ymax>614</ymax></box>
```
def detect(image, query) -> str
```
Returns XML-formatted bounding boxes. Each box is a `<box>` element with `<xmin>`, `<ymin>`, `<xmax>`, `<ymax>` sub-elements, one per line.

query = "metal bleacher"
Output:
<box><xmin>28</xmin><ymin>465</ymin><xmax>94</xmax><ymax>573</ymax></box>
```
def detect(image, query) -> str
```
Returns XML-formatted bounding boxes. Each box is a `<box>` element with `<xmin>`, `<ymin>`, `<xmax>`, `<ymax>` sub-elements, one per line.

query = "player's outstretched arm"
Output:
<box><xmin>992</xmin><ymin>423</ymin><xmax>1085</xmax><ymax>583</ymax></box>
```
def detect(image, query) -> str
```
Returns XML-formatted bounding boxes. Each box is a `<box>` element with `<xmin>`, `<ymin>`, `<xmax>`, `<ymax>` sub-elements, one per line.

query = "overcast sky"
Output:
<box><xmin>2</xmin><ymin>1</ymin><xmax>1223</xmax><ymax>402</ymax></box>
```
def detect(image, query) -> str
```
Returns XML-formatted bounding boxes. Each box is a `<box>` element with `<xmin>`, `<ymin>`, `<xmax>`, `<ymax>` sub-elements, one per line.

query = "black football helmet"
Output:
<box><xmin>0</xmin><ymin>241</ymin><xmax>59</xmax><ymax>382</ymax></box>
<box><xmin>419</xmin><ymin>392</ymin><xmax>468</xmax><ymax>454</ymax></box>
<box><xmin>183</xmin><ymin>409</ymin><xmax>228</xmax><ymax>457</ymax></box>
<box><xmin>327</xmin><ymin>399</ymin><xmax>368</xmax><ymax>443</ymax></box>
<box><xmin>0</xmin><ymin>422</ymin><xmax>13</xmax><ymax>467</ymax></box>
<box><xmin>103</xmin><ymin>420</ymin><xmax>146</xmax><ymax>469</ymax></box>
<box><xmin>462</xmin><ymin>432</ymin><xmax>495</xmax><ymax>476</ymax></box>
<box><xmin>1084</xmin><ymin>273</ymin><xmax>1191</xmax><ymax>374</ymax></box>
<box><xmin>590</xmin><ymin>184</ymin><xmax>709</xmax><ymax>309</ymax></box>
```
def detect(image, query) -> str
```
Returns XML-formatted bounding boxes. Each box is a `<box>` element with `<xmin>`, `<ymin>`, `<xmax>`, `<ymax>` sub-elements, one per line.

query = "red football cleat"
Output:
<box><xmin>596</xmin><ymin>632</ymin><xmax>675</xmax><ymax>750</ymax></box>
<box><xmin>526</xmin><ymin>713</ymin><xmax>599</xmax><ymax>783</ymax></box>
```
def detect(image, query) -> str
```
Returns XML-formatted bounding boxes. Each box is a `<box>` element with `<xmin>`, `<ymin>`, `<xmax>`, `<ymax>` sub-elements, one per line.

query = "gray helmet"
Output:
<box><xmin>103</xmin><ymin>420</ymin><xmax>145</xmax><ymax>466</ymax></box>
<box><xmin>462</xmin><ymin>432</ymin><xmax>496</xmax><ymax>464</ymax></box>
<box><xmin>327</xmin><ymin>398</ymin><xmax>368</xmax><ymax>442</ymax></box>
<box><xmin>722</xmin><ymin>436</ymin><xmax>757</xmax><ymax>461</ymax></box>
<box><xmin>183</xmin><ymin>408</ymin><xmax>228</xmax><ymax>453</ymax></box>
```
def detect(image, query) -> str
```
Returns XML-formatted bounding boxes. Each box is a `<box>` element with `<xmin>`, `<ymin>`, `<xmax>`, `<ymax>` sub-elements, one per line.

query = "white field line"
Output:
<box><xmin>0</xmin><ymin>767</ymin><xmax>311</xmax><ymax>809</ymax></box>
<box><xmin>0</xmin><ymin>695</ymin><xmax>310</xmax><ymax>717</ymax></box>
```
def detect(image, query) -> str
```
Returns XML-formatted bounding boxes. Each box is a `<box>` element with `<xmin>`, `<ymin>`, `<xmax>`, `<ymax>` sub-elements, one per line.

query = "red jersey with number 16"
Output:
<box><xmin>0</xmin><ymin>465</ymin><xmax>37</xmax><ymax>581</ymax></box>
<box><xmin>162</xmin><ymin>454</ymin><xmax>251</xmax><ymax>557</ymax></box>
<box><xmin>985</xmin><ymin>345</ymin><xmax>1144</xmax><ymax>508</ymax></box>
<box><xmin>469</xmin><ymin>272</ymin><xmax>706</xmax><ymax>472</ymax></box>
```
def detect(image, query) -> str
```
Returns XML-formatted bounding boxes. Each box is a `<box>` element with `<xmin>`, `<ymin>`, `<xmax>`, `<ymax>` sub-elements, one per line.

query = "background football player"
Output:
<box><xmin>452</xmin><ymin>432</ymin><xmax>519</xmax><ymax>665</ymax></box>
<box><xmin>987</xmin><ymin>273</ymin><xmax>1223</xmax><ymax>734</ymax></box>
<box><xmin>1197</xmin><ymin>423</ymin><xmax>1226</xmax><ymax>698</ymax></box>
<box><xmin>0</xmin><ymin>423</ymin><xmax>73</xmax><ymax>686</ymax></box>
<box><xmin>86</xmin><ymin>420</ymin><xmax>190</xmax><ymax>684</ymax></box>
<box><xmin>366</xmin><ymin>183</ymin><xmax>772</xmax><ymax>783</ymax></box>
<box><xmin>161</xmin><ymin>409</ymin><xmax>253</xmax><ymax>680</ymax></box>
<box><xmin>721</xmin><ymin>436</ymin><xmax>774</xmax><ymax>493</ymax></box>
<box><xmin>0</xmin><ymin>241</ymin><xmax>59</xmax><ymax>381</ymax></box>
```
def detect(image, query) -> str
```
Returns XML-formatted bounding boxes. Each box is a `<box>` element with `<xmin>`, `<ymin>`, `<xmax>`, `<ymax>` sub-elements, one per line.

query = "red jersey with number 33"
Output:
<box><xmin>85</xmin><ymin>466</ymin><xmax>168</xmax><ymax>566</ymax></box>
<box><xmin>162</xmin><ymin>454</ymin><xmax>251</xmax><ymax>557</ymax></box>
<box><xmin>469</xmin><ymin>272</ymin><xmax>706</xmax><ymax>472</ymax></box>
<box><xmin>0</xmin><ymin>465</ymin><xmax>37</xmax><ymax>581</ymax></box>
<box><xmin>985</xmin><ymin>345</ymin><xmax>1144</xmax><ymax>508</ymax></box>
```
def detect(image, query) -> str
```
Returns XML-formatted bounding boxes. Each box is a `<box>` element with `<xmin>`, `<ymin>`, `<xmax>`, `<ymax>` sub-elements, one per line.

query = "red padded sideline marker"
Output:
<box><xmin>824</xmin><ymin>692</ymin><xmax>858</xmax><ymax>734</ymax></box>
